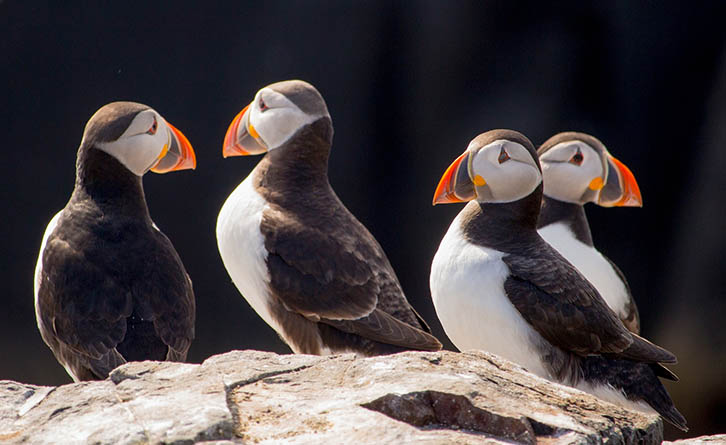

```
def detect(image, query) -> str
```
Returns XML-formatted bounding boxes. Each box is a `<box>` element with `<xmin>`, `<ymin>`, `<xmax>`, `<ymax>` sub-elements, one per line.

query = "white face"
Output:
<box><xmin>469</xmin><ymin>139</ymin><xmax>542</xmax><ymax>203</ymax></box>
<box><xmin>539</xmin><ymin>141</ymin><xmax>605</xmax><ymax>204</ymax></box>
<box><xmin>247</xmin><ymin>87</ymin><xmax>325</xmax><ymax>150</ymax></box>
<box><xmin>94</xmin><ymin>109</ymin><xmax>169</xmax><ymax>176</ymax></box>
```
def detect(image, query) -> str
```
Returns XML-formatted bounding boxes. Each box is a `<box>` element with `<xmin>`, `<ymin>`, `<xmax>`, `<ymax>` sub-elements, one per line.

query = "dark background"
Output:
<box><xmin>2</xmin><ymin>1</ymin><xmax>725</xmax><ymax>440</ymax></box>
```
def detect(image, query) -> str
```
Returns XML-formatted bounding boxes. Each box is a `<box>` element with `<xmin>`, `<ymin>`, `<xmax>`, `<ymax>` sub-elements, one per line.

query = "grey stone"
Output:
<box><xmin>0</xmin><ymin>350</ymin><xmax>672</xmax><ymax>444</ymax></box>
<box><xmin>665</xmin><ymin>434</ymin><xmax>726</xmax><ymax>444</ymax></box>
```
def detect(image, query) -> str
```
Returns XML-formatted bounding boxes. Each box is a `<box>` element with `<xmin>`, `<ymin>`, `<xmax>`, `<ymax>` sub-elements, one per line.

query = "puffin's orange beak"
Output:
<box><xmin>222</xmin><ymin>104</ymin><xmax>268</xmax><ymax>157</ymax></box>
<box><xmin>151</xmin><ymin>120</ymin><xmax>196</xmax><ymax>173</ymax></box>
<box><xmin>432</xmin><ymin>151</ymin><xmax>476</xmax><ymax>205</ymax></box>
<box><xmin>599</xmin><ymin>154</ymin><xmax>643</xmax><ymax>207</ymax></box>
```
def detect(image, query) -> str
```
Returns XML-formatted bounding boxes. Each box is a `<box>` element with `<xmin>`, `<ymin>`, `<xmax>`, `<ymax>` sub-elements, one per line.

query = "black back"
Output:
<box><xmin>36</xmin><ymin>107</ymin><xmax>195</xmax><ymax>380</ymax></box>
<box><xmin>252</xmin><ymin>117</ymin><xmax>440</xmax><ymax>355</ymax></box>
<box><xmin>454</xmin><ymin>173</ymin><xmax>683</xmax><ymax>430</ymax></box>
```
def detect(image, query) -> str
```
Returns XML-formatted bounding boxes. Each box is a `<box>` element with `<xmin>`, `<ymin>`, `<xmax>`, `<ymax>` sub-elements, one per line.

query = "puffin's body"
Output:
<box><xmin>34</xmin><ymin>102</ymin><xmax>196</xmax><ymax>381</ymax></box>
<box><xmin>430</xmin><ymin>130</ymin><xmax>686</xmax><ymax>431</ymax></box>
<box><xmin>217</xmin><ymin>80</ymin><xmax>440</xmax><ymax>356</ymax></box>
<box><xmin>537</xmin><ymin>132</ymin><xmax>643</xmax><ymax>333</ymax></box>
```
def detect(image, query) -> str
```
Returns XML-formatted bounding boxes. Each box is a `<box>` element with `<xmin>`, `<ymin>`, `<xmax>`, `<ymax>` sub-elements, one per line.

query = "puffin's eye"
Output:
<box><xmin>146</xmin><ymin>116</ymin><xmax>158</xmax><ymax>135</ymax></box>
<box><xmin>259</xmin><ymin>97</ymin><xmax>269</xmax><ymax>112</ymax></box>
<box><xmin>498</xmin><ymin>147</ymin><xmax>510</xmax><ymax>164</ymax></box>
<box><xmin>569</xmin><ymin>148</ymin><xmax>583</xmax><ymax>166</ymax></box>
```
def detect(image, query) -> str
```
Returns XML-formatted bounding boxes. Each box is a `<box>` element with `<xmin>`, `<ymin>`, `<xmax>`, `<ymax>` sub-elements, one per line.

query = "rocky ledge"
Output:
<box><xmin>0</xmin><ymin>350</ymin><xmax>669</xmax><ymax>444</ymax></box>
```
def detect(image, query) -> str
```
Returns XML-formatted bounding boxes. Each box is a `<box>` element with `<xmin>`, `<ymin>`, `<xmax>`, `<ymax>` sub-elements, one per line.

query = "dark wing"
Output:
<box><xmin>603</xmin><ymin>254</ymin><xmax>641</xmax><ymax>334</ymax></box>
<box><xmin>37</xmin><ymin>230</ymin><xmax>133</xmax><ymax>378</ymax></box>
<box><xmin>37</xmin><ymin>215</ymin><xmax>194</xmax><ymax>379</ymax></box>
<box><xmin>260</xmin><ymin>205</ymin><xmax>440</xmax><ymax>351</ymax></box>
<box><xmin>322</xmin><ymin>309</ymin><xmax>440</xmax><ymax>350</ymax></box>
<box><xmin>137</xmin><ymin>227</ymin><xmax>195</xmax><ymax>359</ymax></box>
<box><xmin>409</xmin><ymin>304</ymin><xmax>434</xmax><ymax>334</ymax></box>
<box><xmin>502</xmin><ymin>242</ymin><xmax>674</xmax><ymax>364</ymax></box>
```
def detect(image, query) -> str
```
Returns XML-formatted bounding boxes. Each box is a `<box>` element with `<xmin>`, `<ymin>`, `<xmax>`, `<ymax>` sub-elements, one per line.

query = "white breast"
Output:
<box><xmin>216</xmin><ymin>174</ymin><xmax>283</xmax><ymax>336</ymax></box>
<box><xmin>430</xmin><ymin>214</ymin><xmax>551</xmax><ymax>379</ymax></box>
<box><xmin>538</xmin><ymin>222</ymin><xmax>630</xmax><ymax>319</ymax></box>
<box><xmin>34</xmin><ymin>211</ymin><xmax>62</xmax><ymax>330</ymax></box>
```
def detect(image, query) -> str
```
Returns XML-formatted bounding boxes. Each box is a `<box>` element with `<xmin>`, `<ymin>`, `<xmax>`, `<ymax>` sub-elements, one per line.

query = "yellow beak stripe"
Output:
<box><xmin>588</xmin><ymin>177</ymin><xmax>604</xmax><ymax>190</ymax></box>
<box><xmin>473</xmin><ymin>175</ymin><xmax>486</xmax><ymax>186</ymax></box>
<box><xmin>249</xmin><ymin>123</ymin><xmax>260</xmax><ymax>139</ymax></box>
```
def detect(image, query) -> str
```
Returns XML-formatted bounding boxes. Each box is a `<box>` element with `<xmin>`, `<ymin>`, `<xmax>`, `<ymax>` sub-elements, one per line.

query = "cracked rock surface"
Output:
<box><xmin>0</xmin><ymin>350</ymin><xmax>671</xmax><ymax>444</ymax></box>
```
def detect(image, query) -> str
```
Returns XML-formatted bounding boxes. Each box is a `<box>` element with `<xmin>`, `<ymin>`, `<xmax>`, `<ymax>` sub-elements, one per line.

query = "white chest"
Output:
<box><xmin>538</xmin><ymin>222</ymin><xmax>629</xmax><ymax>318</ymax></box>
<box><xmin>430</xmin><ymin>218</ymin><xmax>550</xmax><ymax>378</ymax></box>
<box><xmin>216</xmin><ymin>175</ymin><xmax>282</xmax><ymax>335</ymax></box>
<box><xmin>34</xmin><ymin>211</ymin><xmax>62</xmax><ymax>329</ymax></box>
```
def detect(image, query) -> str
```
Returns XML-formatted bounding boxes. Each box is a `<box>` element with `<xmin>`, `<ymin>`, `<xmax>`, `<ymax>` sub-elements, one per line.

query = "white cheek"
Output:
<box><xmin>474</xmin><ymin>152</ymin><xmax>542</xmax><ymax>203</ymax></box>
<box><xmin>580</xmin><ymin>147</ymin><xmax>604</xmax><ymax>180</ymax></box>
<box><xmin>97</xmin><ymin>131</ymin><xmax>166</xmax><ymax>176</ymax></box>
<box><xmin>541</xmin><ymin>154</ymin><xmax>603</xmax><ymax>203</ymax></box>
<box><xmin>251</xmin><ymin>107</ymin><xmax>317</xmax><ymax>150</ymax></box>
<box><xmin>542</xmin><ymin>162</ymin><xmax>589</xmax><ymax>202</ymax></box>
<box><xmin>488</xmin><ymin>163</ymin><xmax>542</xmax><ymax>202</ymax></box>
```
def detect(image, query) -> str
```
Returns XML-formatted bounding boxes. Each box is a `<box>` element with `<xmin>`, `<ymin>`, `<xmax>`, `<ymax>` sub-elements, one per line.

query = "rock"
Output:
<box><xmin>665</xmin><ymin>435</ymin><xmax>726</xmax><ymax>444</ymax></box>
<box><xmin>0</xmin><ymin>350</ymin><xmax>666</xmax><ymax>444</ymax></box>
<box><xmin>361</xmin><ymin>391</ymin><xmax>537</xmax><ymax>443</ymax></box>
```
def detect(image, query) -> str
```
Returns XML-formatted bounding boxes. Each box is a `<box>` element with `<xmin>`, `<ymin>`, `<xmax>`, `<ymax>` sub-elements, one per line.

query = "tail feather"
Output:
<box><xmin>660</xmin><ymin>404</ymin><xmax>689</xmax><ymax>432</ymax></box>
<box><xmin>652</xmin><ymin>363</ymin><xmax>678</xmax><ymax>381</ymax></box>
<box><xmin>581</xmin><ymin>356</ymin><xmax>687</xmax><ymax>431</ymax></box>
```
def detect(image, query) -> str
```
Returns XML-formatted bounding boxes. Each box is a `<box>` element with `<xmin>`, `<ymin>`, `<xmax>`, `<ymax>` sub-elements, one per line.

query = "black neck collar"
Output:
<box><xmin>72</xmin><ymin>146</ymin><xmax>150</xmax><ymax>219</ymax></box>
<box><xmin>460</xmin><ymin>185</ymin><xmax>544</xmax><ymax>253</ymax></box>
<box><xmin>255</xmin><ymin>117</ymin><xmax>334</xmax><ymax>199</ymax></box>
<box><xmin>538</xmin><ymin>196</ymin><xmax>593</xmax><ymax>246</ymax></box>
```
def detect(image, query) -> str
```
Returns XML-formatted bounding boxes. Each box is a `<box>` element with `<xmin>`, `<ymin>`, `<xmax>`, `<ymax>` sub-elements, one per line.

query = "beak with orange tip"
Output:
<box><xmin>598</xmin><ymin>153</ymin><xmax>643</xmax><ymax>207</ymax></box>
<box><xmin>151</xmin><ymin>120</ymin><xmax>196</xmax><ymax>173</ymax></box>
<box><xmin>432</xmin><ymin>151</ymin><xmax>478</xmax><ymax>205</ymax></box>
<box><xmin>222</xmin><ymin>104</ymin><xmax>268</xmax><ymax>158</ymax></box>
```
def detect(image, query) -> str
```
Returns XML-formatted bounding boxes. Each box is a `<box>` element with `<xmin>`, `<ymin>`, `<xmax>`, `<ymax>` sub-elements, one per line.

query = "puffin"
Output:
<box><xmin>537</xmin><ymin>132</ymin><xmax>642</xmax><ymax>333</ymax></box>
<box><xmin>216</xmin><ymin>80</ymin><xmax>441</xmax><ymax>356</ymax></box>
<box><xmin>429</xmin><ymin>129</ymin><xmax>686</xmax><ymax>431</ymax></box>
<box><xmin>34</xmin><ymin>102</ymin><xmax>197</xmax><ymax>381</ymax></box>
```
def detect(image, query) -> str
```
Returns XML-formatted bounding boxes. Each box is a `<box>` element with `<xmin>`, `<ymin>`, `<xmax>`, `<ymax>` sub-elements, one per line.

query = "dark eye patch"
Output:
<box><xmin>569</xmin><ymin>147</ymin><xmax>583</xmax><ymax>165</ymax></box>
<box><xmin>146</xmin><ymin>116</ymin><xmax>158</xmax><ymax>135</ymax></box>
<box><xmin>498</xmin><ymin>146</ymin><xmax>510</xmax><ymax>164</ymax></box>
